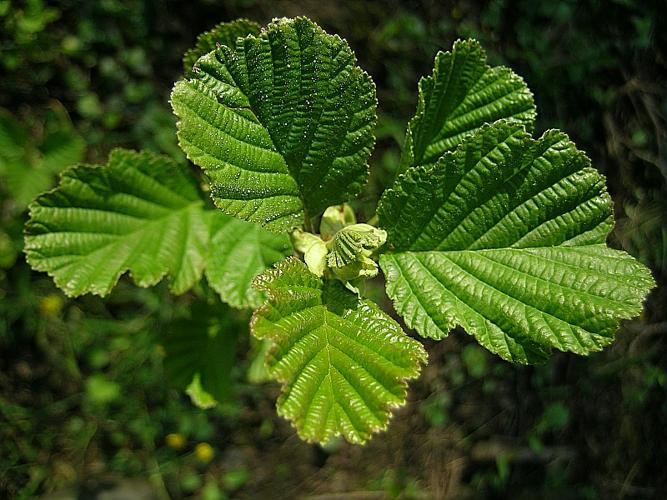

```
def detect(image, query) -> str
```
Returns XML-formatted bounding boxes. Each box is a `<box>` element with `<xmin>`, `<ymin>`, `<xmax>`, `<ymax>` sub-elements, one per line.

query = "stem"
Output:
<box><xmin>366</xmin><ymin>213</ymin><xmax>379</xmax><ymax>226</ymax></box>
<box><xmin>303</xmin><ymin>212</ymin><xmax>316</xmax><ymax>233</ymax></box>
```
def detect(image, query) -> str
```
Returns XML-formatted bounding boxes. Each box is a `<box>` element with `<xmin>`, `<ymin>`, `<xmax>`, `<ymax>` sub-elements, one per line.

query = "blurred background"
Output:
<box><xmin>1</xmin><ymin>0</ymin><xmax>666</xmax><ymax>498</ymax></box>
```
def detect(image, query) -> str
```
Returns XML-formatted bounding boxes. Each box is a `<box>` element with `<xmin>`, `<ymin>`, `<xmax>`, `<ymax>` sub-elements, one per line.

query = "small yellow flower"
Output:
<box><xmin>39</xmin><ymin>294</ymin><xmax>63</xmax><ymax>316</ymax></box>
<box><xmin>194</xmin><ymin>442</ymin><xmax>214</xmax><ymax>463</ymax></box>
<box><xmin>165</xmin><ymin>433</ymin><xmax>186</xmax><ymax>450</ymax></box>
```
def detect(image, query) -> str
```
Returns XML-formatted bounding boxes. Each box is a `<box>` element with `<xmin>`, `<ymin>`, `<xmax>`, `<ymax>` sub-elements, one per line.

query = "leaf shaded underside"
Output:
<box><xmin>205</xmin><ymin>213</ymin><xmax>292</xmax><ymax>308</ymax></box>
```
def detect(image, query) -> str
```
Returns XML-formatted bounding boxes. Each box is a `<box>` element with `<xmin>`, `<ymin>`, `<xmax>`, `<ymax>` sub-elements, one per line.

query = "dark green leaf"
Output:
<box><xmin>172</xmin><ymin>17</ymin><xmax>377</xmax><ymax>232</ymax></box>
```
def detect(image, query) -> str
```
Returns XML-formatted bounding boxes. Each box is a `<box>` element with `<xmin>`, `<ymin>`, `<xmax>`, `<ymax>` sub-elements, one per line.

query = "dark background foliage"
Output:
<box><xmin>1</xmin><ymin>0</ymin><xmax>665</xmax><ymax>498</ymax></box>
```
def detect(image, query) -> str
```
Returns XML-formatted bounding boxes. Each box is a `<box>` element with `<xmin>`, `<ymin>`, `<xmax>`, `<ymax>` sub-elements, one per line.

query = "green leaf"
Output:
<box><xmin>379</xmin><ymin>121</ymin><xmax>655</xmax><ymax>363</ymax></box>
<box><xmin>291</xmin><ymin>229</ymin><xmax>328</xmax><ymax>277</ymax></box>
<box><xmin>171</xmin><ymin>17</ymin><xmax>377</xmax><ymax>232</ymax></box>
<box><xmin>24</xmin><ymin>149</ymin><xmax>210</xmax><ymax>296</ymax></box>
<box><xmin>251</xmin><ymin>258</ymin><xmax>426</xmax><ymax>444</ymax></box>
<box><xmin>163</xmin><ymin>300</ymin><xmax>239</xmax><ymax>406</ymax></box>
<box><xmin>400</xmin><ymin>38</ymin><xmax>536</xmax><ymax>172</ymax></box>
<box><xmin>186</xmin><ymin>375</ymin><xmax>217</xmax><ymax>410</ymax></box>
<box><xmin>4</xmin><ymin>162</ymin><xmax>57</xmax><ymax>208</ymax></box>
<box><xmin>182</xmin><ymin>19</ymin><xmax>261</xmax><ymax>77</ymax></box>
<box><xmin>205</xmin><ymin>212</ymin><xmax>292</xmax><ymax>308</ymax></box>
<box><xmin>247</xmin><ymin>338</ymin><xmax>272</xmax><ymax>384</ymax></box>
<box><xmin>23</xmin><ymin>148</ymin><xmax>292</xmax><ymax>306</ymax></box>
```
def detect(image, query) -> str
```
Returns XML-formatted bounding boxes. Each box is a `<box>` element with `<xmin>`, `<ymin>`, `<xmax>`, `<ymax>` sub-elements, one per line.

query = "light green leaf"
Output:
<box><xmin>163</xmin><ymin>300</ymin><xmax>239</xmax><ymax>406</ymax></box>
<box><xmin>251</xmin><ymin>258</ymin><xmax>426</xmax><ymax>444</ymax></box>
<box><xmin>247</xmin><ymin>338</ymin><xmax>272</xmax><ymax>384</ymax></box>
<box><xmin>85</xmin><ymin>374</ymin><xmax>121</xmax><ymax>405</ymax></box>
<box><xmin>291</xmin><ymin>229</ymin><xmax>327</xmax><ymax>277</ymax></box>
<box><xmin>401</xmin><ymin>38</ymin><xmax>536</xmax><ymax>172</ymax></box>
<box><xmin>24</xmin><ymin>149</ymin><xmax>210</xmax><ymax>296</ymax></box>
<box><xmin>171</xmin><ymin>17</ymin><xmax>377</xmax><ymax>232</ymax></box>
<box><xmin>182</xmin><ymin>19</ymin><xmax>261</xmax><ymax>77</ymax></box>
<box><xmin>186</xmin><ymin>375</ymin><xmax>217</xmax><ymax>409</ymax></box>
<box><xmin>5</xmin><ymin>162</ymin><xmax>56</xmax><ymax>208</ymax></box>
<box><xmin>205</xmin><ymin>212</ymin><xmax>292</xmax><ymax>308</ymax></box>
<box><xmin>379</xmin><ymin>121</ymin><xmax>655</xmax><ymax>363</ymax></box>
<box><xmin>24</xmin><ymin>148</ymin><xmax>292</xmax><ymax>306</ymax></box>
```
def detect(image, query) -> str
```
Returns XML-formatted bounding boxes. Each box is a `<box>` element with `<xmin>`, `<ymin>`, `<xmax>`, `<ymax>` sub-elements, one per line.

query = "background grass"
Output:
<box><xmin>1</xmin><ymin>0</ymin><xmax>666</xmax><ymax>498</ymax></box>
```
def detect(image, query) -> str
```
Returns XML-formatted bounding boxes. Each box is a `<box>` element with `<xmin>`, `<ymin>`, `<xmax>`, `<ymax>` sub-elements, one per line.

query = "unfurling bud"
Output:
<box><xmin>320</xmin><ymin>204</ymin><xmax>357</xmax><ymax>241</ymax></box>
<box><xmin>326</xmin><ymin>224</ymin><xmax>387</xmax><ymax>282</ymax></box>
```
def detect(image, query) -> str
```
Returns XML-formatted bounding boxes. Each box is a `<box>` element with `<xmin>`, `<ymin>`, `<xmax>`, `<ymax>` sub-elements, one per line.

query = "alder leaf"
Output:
<box><xmin>24</xmin><ymin>149</ymin><xmax>210</xmax><ymax>296</ymax></box>
<box><xmin>251</xmin><ymin>258</ymin><xmax>426</xmax><ymax>444</ymax></box>
<box><xmin>22</xmin><ymin>148</ymin><xmax>294</xmax><ymax>305</ymax></box>
<box><xmin>205</xmin><ymin>212</ymin><xmax>292</xmax><ymax>308</ymax></box>
<box><xmin>379</xmin><ymin>121</ymin><xmax>655</xmax><ymax>364</ymax></box>
<box><xmin>24</xmin><ymin>149</ymin><xmax>291</xmax><ymax>306</ymax></box>
<box><xmin>182</xmin><ymin>19</ymin><xmax>261</xmax><ymax>77</ymax></box>
<box><xmin>401</xmin><ymin>38</ymin><xmax>536</xmax><ymax>172</ymax></box>
<box><xmin>171</xmin><ymin>17</ymin><xmax>377</xmax><ymax>232</ymax></box>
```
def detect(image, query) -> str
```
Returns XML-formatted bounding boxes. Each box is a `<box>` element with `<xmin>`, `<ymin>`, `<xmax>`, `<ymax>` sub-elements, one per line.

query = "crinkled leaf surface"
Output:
<box><xmin>24</xmin><ymin>149</ymin><xmax>287</xmax><ymax>306</ymax></box>
<box><xmin>379</xmin><ymin>121</ymin><xmax>655</xmax><ymax>363</ymax></box>
<box><xmin>182</xmin><ymin>19</ymin><xmax>261</xmax><ymax>77</ymax></box>
<box><xmin>251</xmin><ymin>258</ymin><xmax>426</xmax><ymax>444</ymax></box>
<box><xmin>24</xmin><ymin>149</ymin><xmax>210</xmax><ymax>296</ymax></box>
<box><xmin>205</xmin><ymin>212</ymin><xmax>292</xmax><ymax>308</ymax></box>
<box><xmin>172</xmin><ymin>17</ymin><xmax>377</xmax><ymax>232</ymax></box>
<box><xmin>401</xmin><ymin>39</ymin><xmax>536</xmax><ymax>172</ymax></box>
